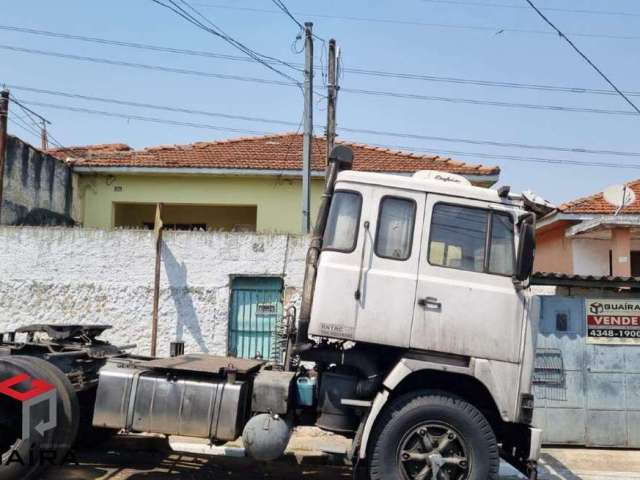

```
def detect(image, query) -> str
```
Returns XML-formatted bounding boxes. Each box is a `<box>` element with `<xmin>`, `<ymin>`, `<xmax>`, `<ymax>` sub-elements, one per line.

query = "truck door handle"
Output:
<box><xmin>418</xmin><ymin>297</ymin><xmax>442</xmax><ymax>309</ymax></box>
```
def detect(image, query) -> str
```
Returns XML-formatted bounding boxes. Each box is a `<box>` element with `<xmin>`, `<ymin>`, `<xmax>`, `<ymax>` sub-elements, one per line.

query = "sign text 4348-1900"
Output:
<box><xmin>588</xmin><ymin>329</ymin><xmax>640</xmax><ymax>339</ymax></box>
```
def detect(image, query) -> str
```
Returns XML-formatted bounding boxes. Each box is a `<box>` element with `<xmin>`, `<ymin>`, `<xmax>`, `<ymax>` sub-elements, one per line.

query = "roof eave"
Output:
<box><xmin>72</xmin><ymin>165</ymin><xmax>499</xmax><ymax>184</ymax></box>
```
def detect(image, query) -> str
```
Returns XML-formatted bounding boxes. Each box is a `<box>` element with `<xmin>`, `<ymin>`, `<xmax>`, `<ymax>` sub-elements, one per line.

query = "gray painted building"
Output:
<box><xmin>1</xmin><ymin>135</ymin><xmax>80</xmax><ymax>225</ymax></box>
<box><xmin>533</xmin><ymin>282</ymin><xmax>640</xmax><ymax>448</ymax></box>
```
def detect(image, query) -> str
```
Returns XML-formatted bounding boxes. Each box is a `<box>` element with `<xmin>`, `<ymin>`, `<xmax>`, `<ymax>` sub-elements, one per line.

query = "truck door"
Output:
<box><xmin>353</xmin><ymin>188</ymin><xmax>425</xmax><ymax>348</ymax></box>
<box><xmin>410</xmin><ymin>195</ymin><xmax>525</xmax><ymax>363</ymax></box>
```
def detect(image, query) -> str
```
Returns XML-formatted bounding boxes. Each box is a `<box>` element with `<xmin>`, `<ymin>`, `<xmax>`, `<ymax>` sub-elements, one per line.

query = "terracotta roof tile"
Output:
<box><xmin>560</xmin><ymin>178</ymin><xmax>640</xmax><ymax>214</ymax></box>
<box><xmin>47</xmin><ymin>133</ymin><xmax>500</xmax><ymax>177</ymax></box>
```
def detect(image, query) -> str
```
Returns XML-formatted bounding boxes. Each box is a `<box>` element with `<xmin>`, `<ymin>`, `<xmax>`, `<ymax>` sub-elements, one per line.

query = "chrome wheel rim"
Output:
<box><xmin>397</xmin><ymin>422</ymin><xmax>470</xmax><ymax>480</ymax></box>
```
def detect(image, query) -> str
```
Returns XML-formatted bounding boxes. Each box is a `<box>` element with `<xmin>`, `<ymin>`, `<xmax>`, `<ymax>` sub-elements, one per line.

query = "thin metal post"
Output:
<box><xmin>301</xmin><ymin>22</ymin><xmax>314</xmax><ymax>234</ymax></box>
<box><xmin>0</xmin><ymin>89</ymin><xmax>9</xmax><ymax>224</ymax></box>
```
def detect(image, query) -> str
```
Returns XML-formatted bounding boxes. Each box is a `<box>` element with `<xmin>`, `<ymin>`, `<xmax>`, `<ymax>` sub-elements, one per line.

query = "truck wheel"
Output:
<box><xmin>0</xmin><ymin>356</ymin><xmax>59</xmax><ymax>480</ymax></box>
<box><xmin>18</xmin><ymin>356</ymin><xmax>80</xmax><ymax>453</ymax></box>
<box><xmin>368</xmin><ymin>390</ymin><xmax>499</xmax><ymax>480</ymax></box>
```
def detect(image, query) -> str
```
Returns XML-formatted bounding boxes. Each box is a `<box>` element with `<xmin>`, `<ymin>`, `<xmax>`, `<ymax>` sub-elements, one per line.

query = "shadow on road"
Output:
<box><xmin>538</xmin><ymin>452</ymin><xmax>583</xmax><ymax>480</ymax></box>
<box><xmin>45</xmin><ymin>444</ymin><xmax>352</xmax><ymax>480</ymax></box>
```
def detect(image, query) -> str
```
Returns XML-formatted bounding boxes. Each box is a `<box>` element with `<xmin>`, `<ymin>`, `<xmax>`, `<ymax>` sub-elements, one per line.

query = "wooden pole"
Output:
<box><xmin>151</xmin><ymin>202</ymin><xmax>164</xmax><ymax>357</ymax></box>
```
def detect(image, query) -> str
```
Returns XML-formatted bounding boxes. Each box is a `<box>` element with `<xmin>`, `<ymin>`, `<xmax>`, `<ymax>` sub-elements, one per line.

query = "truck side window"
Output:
<box><xmin>429</xmin><ymin>204</ymin><xmax>487</xmax><ymax>272</ymax></box>
<box><xmin>428</xmin><ymin>203</ymin><xmax>515</xmax><ymax>276</ymax></box>
<box><xmin>323</xmin><ymin>191</ymin><xmax>362</xmax><ymax>252</ymax></box>
<box><xmin>374</xmin><ymin>197</ymin><xmax>416</xmax><ymax>260</ymax></box>
<box><xmin>489</xmin><ymin>212</ymin><xmax>515</xmax><ymax>275</ymax></box>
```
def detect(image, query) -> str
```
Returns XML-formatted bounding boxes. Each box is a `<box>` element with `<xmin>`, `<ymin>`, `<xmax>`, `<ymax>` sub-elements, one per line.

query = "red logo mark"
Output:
<box><xmin>0</xmin><ymin>373</ymin><xmax>55</xmax><ymax>402</ymax></box>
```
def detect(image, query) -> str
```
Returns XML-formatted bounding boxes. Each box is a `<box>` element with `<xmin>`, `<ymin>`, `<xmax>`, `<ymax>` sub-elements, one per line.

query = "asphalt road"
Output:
<box><xmin>42</xmin><ymin>435</ymin><xmax>640</xmax><ymax>480</ymax></box>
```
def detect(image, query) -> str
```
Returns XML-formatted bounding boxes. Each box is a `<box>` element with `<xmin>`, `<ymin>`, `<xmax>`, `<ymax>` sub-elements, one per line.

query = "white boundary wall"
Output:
<box><xmin>0</xmin><ymin>227</ymin><xmax>308</xmax><ymax>356</ymax></box>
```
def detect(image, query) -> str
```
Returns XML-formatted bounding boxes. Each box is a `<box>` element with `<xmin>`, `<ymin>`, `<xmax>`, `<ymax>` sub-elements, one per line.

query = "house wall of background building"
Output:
<box><xmin>0</xmin><ymin>226</ymin><xmax>309</xmax><ymax>357</ymax></box>
<box><xmin>534</xmin><ymin>223</ymin><xmax>574</xmax><ymax>274</ymax></box>
<box><xmin>78</xmin><ymin>173</ymin><xmax>324</xmax><ymax>233</ymax></box>
<box><xmin>1</xmin><ymin>136</ymin><xmax>80</xmax><ymax>225</ymax></box>
<box><xmin>572</xmin><ymin>238</ymin><xmax>611</xmax><ymax>276</ymax></box>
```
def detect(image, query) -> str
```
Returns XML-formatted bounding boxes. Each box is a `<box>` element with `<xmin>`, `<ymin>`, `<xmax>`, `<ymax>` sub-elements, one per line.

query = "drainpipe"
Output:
<box><xmin>295</xmin><ymin>145</ymin><xmax>353</xmax><ymax>351</ymax></box>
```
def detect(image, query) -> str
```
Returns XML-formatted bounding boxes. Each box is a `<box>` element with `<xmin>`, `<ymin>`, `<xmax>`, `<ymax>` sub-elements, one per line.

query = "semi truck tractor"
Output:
<box><xmin>1</xmin><ymin>145</ymin><xmax>543</xmax><ymax>480</ymax></box>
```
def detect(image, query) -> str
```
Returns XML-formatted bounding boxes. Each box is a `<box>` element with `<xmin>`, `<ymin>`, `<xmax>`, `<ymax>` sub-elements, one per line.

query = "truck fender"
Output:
<box><xmin>358</xmin><ymin>359</ymin><xmax>412</xmax><ymax>459</ymax></box>
<box><xmin>358</xmin><ymin>355</ymin><xmax>515</xmax><ymax>459</ymax></box>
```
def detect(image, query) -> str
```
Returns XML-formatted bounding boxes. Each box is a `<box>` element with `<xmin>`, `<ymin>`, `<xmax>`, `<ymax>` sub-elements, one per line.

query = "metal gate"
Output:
<box><xmin>228</xmin><ymin>277</ymin><xmax>283</xmax><ymax>360</ymax></box>
<box><xmin>533</xmin><ymin>295</ymin><xmax>640</xmax><ymax>447</ymax></box>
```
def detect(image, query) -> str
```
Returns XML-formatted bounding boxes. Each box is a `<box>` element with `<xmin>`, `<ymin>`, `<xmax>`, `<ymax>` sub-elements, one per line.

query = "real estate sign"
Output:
<box><xmin>585</xmin><ymin>298</ymin><xmax>640</xmax><ymax>345</ymax></box>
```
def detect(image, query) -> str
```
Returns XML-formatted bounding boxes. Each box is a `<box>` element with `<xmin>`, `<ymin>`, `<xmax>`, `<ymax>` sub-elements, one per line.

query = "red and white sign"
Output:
<box><xmin>585</xmin><ymin>298</ymin><xmax>640</xmax><ymax>345</ymax></box>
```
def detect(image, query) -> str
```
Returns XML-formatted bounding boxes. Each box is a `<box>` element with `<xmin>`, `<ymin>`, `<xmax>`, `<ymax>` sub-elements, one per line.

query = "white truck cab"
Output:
<box><xmin>304</xmin><ymin>167</ymin><xmax>541</xmax><ymax>480</ymax></box>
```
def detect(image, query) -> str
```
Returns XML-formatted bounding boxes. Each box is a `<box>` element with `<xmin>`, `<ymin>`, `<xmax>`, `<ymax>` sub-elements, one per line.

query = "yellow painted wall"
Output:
<box><xmin>79</xmin><ymin>173</ymin><xmax>324</xmax><ymax>233</ymax></box>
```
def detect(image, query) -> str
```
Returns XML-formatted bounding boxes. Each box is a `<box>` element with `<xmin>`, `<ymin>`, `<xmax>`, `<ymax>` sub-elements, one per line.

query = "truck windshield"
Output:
<box><xmin>323</xmin><ymin>191</ymin><xmax>362</xmax><ymax>252</ymax></box>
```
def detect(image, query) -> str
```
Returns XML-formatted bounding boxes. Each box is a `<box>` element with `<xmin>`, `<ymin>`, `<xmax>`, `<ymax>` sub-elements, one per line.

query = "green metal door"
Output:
<box><xmin>228</xmin><ymin>277</ymin><xmax>283</xmax><ymax>359</ymax></box>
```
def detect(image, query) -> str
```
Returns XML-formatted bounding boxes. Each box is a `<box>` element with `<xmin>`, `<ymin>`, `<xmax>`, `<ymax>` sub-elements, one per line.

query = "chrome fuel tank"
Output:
<box><xmin>93</xmin><ymin>360</ymin><xmax>249</xmax><ymax>441</ymax></box>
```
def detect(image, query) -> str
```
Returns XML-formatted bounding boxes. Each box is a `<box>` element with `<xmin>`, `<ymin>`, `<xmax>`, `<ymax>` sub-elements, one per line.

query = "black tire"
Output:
<box><xmin>21</xmin><ymin>357</ymin><xmax>80</xmax><ymax>453</ymax></box>
<box><xmin>368</xmin><ymin>390</ymin><xmax>499</xmax><ymax>480</ymax></box>
<box><xmin>0</xmin><ymin>356</ymin><xmax>58</xmax><ymax>480</ymax></box>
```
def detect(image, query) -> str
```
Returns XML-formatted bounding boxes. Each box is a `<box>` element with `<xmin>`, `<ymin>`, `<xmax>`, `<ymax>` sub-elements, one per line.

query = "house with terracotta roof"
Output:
<box><xmin>535</xmin><ymin>179</ymin><xmax>640</xmax><ymax>277</ymax></box>
<box><xmin>48</xmin><ymin>133</ymin><xmax>500</xmax><ymax>233</ymax></box>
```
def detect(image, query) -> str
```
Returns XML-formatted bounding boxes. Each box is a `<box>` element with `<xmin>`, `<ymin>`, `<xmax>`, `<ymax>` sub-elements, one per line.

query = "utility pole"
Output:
<box><xmin>40</xmin><ymin>120</ymin><xmax>49</xmax><ymax>151</ymax></box>
<box><xmin>325</xmin><ymin>39</ymin><xmax>338</xmax><ymax>163</ymax></box>
<box><xmin>0</xmin><ymin>89</ymin><xmax>9</xmax><ymax>225</ymax></box>
<box><xmin>301</xmin><ymin>22</ymin><xmax>313</xmax><ymax>234</ymax></box>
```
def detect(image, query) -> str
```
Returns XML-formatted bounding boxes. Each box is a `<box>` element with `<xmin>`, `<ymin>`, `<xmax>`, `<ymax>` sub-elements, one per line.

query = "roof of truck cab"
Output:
<box><xmin>336</xmin><ymin>170</ymin><xmax>521</xmax><ymax>207</ymax></box>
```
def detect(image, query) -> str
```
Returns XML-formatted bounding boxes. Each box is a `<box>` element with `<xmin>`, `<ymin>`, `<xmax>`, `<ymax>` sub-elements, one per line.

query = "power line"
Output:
<box><xmin>8</xmin><ymin>84</ymin><xmax>300</xmax><ymax>127</ymax></box>
<box><xmin>0</xmin><ymin>44</ymin><xmax>296</xmax><ymax>87</ymax></box>
<box><xmin>342</xmin><ymin>87</ymin><xmax>639</xmax><ymax>116</ymax></box>
<box><xmin>9</xmin><ymin>84</ymin><xmax>640</xmax><ymax>157</ymax></box>
<box><xmin>150</xmin><ymin>0</ymin><xmax>303</xmax><ymax>85</ymax></box>
<box><xmin>190</xmin><ymin>3</ymin><xmax>640</xmax><ymax>41</ymax></box>
<box><xmin>13</xmin><ymin>95</ymin><xmax>640</xmax><ymax>170</ymax></box>
<box><xmin>371</xmin><ymin>143</ymin><xmax>640</xmax><ymax>170</ymax></box>
<box><xmin>525</xmin><ymin>0</ymin><xmax>640</xmax><ymax>116</ymax></box>
<box><xmin>5</xmin><ymin>44</ymin><xmax>639</xmax><ymax>118</ymax></box>
<box><xmin>18</xmin><ymin>99</ymin><xmax>276</xmax><ymax>136</ymax></box>
<box><xmin>422</xmin><ymin>0</ymin><xmax>640</xmax><ymax>18</ymax></box>
<box><xmin>270</xmin><ymin>0</ymin><xmax>304</xmax><ymax>30</ymax></box>
<box><xmin>342</xmin><ymin>66</ymin><xmax>640</xmax><ymax>98</ymax></box>
<box><xmin>4</xmin><ymin>25</ymin><xmax>640</xmax><ymax>98</ymax></box>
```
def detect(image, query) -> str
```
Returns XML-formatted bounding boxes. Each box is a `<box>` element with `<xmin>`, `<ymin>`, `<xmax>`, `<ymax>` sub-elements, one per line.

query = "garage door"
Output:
<box><xmin>533</xmin><ymin>295</ymin><xmax>640</xmax><ymax>447</ymax></box>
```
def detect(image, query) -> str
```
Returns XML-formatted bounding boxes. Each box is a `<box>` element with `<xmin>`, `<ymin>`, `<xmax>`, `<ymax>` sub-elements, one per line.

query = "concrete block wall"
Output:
<box><xmin>0</xmin><ymin>227</ymin><xmax>308</xmax><ymax>356</ymax></box>
<box><xmin>1</xmin><ymin>135</ymin><xmax>80</xmax><ymax>226</ymax></box>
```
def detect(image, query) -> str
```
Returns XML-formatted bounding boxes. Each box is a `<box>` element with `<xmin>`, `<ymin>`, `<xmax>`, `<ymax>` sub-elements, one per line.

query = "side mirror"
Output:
<box><xmin>515</xmin><ymin>218</ymin><xmax>536</xmax><ymax>282</ymax></box>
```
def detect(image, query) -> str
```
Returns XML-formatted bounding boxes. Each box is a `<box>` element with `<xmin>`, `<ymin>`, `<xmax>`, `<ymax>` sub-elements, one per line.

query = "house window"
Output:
<box><xmin>556</xmin><ymin>312</ymin><xmax>569</xmax><ymax>332</ymax></box>
<box><xmin>323</xmin><ymin>191</ymin><xmax>362</xmax><ymax>253</ymax></box>
<box><xmin>113</xmin><ymin>203</ymin><xmax>257</xmax><ymax>231</ymax></box>
<box><xmin>374</xmin><ymin>197</ymin><xmax>416</xmax><ymax>260</ymax></box>
<box><xmin>428</xmin><ymin>203</ymin><xmax>515</xmax><ymax>276</ymax></box>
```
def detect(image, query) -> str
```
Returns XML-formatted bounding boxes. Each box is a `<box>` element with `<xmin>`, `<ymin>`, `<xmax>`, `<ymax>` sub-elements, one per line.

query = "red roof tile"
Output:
<box><xmin>560</xmin><ymin>179</ymin><xmax>640</xmax><ymax>214</ymax></box>
<box><xmin>47</xmin><ymin>133</ymin><xmax>499</xmax><ymax>177</ymax></box>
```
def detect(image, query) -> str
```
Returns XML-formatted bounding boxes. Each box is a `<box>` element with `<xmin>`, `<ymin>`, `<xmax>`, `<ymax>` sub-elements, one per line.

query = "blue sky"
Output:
<box><xmin>3</xmin><ymin>0</ymin><xmax>640</xmax><ymax>204</ymax></box>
